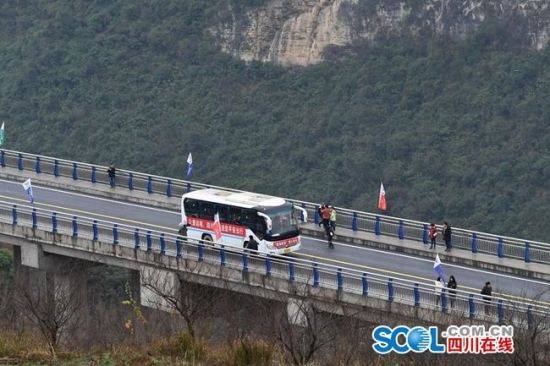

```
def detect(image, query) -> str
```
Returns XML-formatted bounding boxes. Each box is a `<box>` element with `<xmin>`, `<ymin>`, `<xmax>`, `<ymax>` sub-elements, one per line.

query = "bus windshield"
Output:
<box><xmin>264</xmin><ymin>204</ymin><xmax>298</xmax><ymax>236</ymax></box>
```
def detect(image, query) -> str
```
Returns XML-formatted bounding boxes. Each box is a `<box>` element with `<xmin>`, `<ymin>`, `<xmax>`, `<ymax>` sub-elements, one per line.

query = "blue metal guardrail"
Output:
<box><xmin>1</xmin><ymin>149</ymin><xmax>549</xmax><ymax>264</ymax></box>
<box><xmin>0</xmin><ymin>200</ymin><xmax>547</xmax><ymax>326</ymax></box>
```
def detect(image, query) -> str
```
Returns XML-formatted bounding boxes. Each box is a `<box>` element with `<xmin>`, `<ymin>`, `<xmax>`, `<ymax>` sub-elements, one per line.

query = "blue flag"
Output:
<box><xmin>186</xmin><ymin>153</ymin><xmax>193</xmax><ymax>178</ymax></box>
<box><xmin>22</xmin><ymin>178</ymin><xmax>34</xmax><ymax>204</ymax></box>
<box><xmin>433</xmin><ymin>254</ymin><xmax>445</xmax><ymax>284</ymax></box>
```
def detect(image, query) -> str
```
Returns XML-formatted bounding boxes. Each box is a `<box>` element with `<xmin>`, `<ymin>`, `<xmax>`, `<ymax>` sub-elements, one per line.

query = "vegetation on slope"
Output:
<box><xmin>0</xmin><ymin>1</ymin><xmax>548</xmax><ymax>240</ymax></box>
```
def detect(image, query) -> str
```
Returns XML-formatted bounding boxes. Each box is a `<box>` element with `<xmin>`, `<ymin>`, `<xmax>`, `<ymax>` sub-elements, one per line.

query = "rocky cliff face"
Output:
<box><xmin>212</xmin><ymin>0</ymin><xmax>549</xmax><ymax>66</ymax></box>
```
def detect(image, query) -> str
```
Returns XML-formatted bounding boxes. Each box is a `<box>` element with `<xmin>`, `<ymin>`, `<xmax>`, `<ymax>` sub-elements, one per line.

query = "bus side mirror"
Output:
<box><xmin>294</xmin><ymin>206</ymin><xmax>308</xmax><ymax>223</ymax></box>
<box><xmin>257</xmin><ymin>212</ymin><xmax>272</xmax><ymax>234</ymax></box>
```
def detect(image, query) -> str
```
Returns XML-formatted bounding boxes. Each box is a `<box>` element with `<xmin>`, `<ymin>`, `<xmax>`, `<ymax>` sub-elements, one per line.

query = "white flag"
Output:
<box><xmin>0</xmin><ymin>122</ymin><xmax>5</xmax><ymax>146</ymax></box>
<box><xmin>186</xmin><ymin>153</ymin><xmax>193</xmax><ymax>177</ymax></box>
<box><xmin>22</xmin><ymin>178</ymin><xmax>34</xmax><ymax>204</ymax></box>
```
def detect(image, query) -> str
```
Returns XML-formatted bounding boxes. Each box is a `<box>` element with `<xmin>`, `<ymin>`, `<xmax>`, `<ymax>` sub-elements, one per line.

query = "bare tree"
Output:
<box><xmin>140</xmin><ymin>266</ymin><xmax>220</xmax><ymax>340</ymax></box>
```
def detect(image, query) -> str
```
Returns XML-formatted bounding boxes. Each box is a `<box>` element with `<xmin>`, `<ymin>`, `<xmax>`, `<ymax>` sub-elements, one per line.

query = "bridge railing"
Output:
<box><xmin>1</xmin><ymin>149</ymin><xmax>550</xmax><ymax>264</ymax></box>
<box><xmin>1</xmin><ymin>200</ymin><xmax>547</xmax><ymax>327</ymax></box>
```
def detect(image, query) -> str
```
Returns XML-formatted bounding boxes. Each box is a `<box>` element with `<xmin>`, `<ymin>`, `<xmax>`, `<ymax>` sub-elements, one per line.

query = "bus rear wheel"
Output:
<box><xmin>201</xmin><ymin>234</ymin><xmax>213</xmax><ymax>245</ymax></box>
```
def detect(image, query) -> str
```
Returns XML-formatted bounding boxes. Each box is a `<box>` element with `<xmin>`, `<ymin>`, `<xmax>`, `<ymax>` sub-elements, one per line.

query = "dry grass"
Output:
<box><xmin>208</xmin><ymin>338</ymin><xmax>277</xmax><ymax>366</ymax></box>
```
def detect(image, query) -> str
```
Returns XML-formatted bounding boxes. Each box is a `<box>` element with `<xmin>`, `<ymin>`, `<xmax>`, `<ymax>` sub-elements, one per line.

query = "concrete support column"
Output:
<box><xmin>287</xmin><ymin>297</ymin><xmax>311</xmax><ymax>327</ymax></box>
<box><xmin>140</xmin><ymin>267</ymin><xmax>177</xmax><ymax>312</ymax></box>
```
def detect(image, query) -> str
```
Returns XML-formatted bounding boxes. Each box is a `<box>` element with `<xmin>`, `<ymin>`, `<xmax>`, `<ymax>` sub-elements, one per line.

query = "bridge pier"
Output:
<box><xmin>139</xmin><ymin>267</ymin><xmax>178</xmax><ymax>312</ymax></box>
<box><xmin>12</xmin><ymin>243</ymin><xmax>92</xmax><ymax>344</ymax></box>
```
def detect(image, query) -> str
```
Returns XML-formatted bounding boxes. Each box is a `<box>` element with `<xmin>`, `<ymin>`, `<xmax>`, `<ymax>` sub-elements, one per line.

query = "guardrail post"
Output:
<box><xmin>91</xmin><ymin>166</ymin><xmax>97</xmax><ymax>183</ymax></box>
<box><xmin>497</xmin><ymin>299</ymin><xmax>504</xmax><ymax>324</ymax></box>
<box><xmin>337</xmin><ymin>268</ymin><xmax>343</xmax><ymax>291</ymax></box>
<box><xmin>147</xmin><ymin>177</ymin><xmax>153</xmax><ymax>194</ymax></box>
<box><xmin>11</xmin><ymin>205</ymin><xmax>17</xmax><ymax>225</ymax></box>
<box><xmin>414</xmin><ymin>284</ymin><xmax>420</xmax><ymax>307</ymax></box>
<box><xmin>497</xmin><ymin>238</ymin><xmax>504</xmax><ymax>258</ymax></box>
<box><xmin>128</xmin><ymin>173</ymin><xmax>133</xmax><ymax>190</ymax></box>
<box><xmin>265</xmin><ymin>255</ymin><xmax>271</xmax><ymax>277</ymax></box>
<box><xmin>0</xmin><ymin>151</ymin><xmax>5</xmax><ymax>167</ymax></box>
<box><xmin>72</xmin><ymin>163</ymin><xmax>78</xmax><ymax>180</ymax></box>
<box><xmin>17</xmin><ymin>153</ymin><xmax>23</xmax><ymax>170</ymax></box>
<box><xmin>387</xmin><ymin>278</ymin><xmax>394</xmax><ymax>302</ymax></box>
<box><xmin>398</xmin><ymin>220</ymin><xmax>404</xmax><ymax>240</ymax></box>
<box><xmin>441</xmin><ymin>291</ymin><xmax>448</xmax><ymax>313</ymax></box>
<box><xmin>527</xmin><ymin>305</ymin><xmax>533</xmax><ymax>330</ymax></box>
<box><xmin>160</xmin><ymin>233</ymin><xmax>166</xmax><ymax>255</ymax></box>
<box><xmin>352</xmin><ymin>212</ymin><xmax>358</xmax><ymax>232</ymax></box>
<box><xmin>471</xmin><ymin>233</ymin><xmax>478</xmax><ymax>253</ymax></box>
<box><xmin>176</xmin><ymin>237</ymin><xmax>182</xmax><ymax>257</ymax></box>
<box><xmin>198</xmin><ymin>242</ymin><xmax>204</xmax><ymax>262</ymax></box>
<box><xmin>362</xmin><ymin>273</ymin><xmax>368</xmax><ymax>297</ymax></box>
<box><xmin>422</xmin><ymin>224</ymin><xmax>428</xmax><ymax>244</ymax></box>
<box><xmin>242</xmin><ymin>252</ymin><xmax>248</xmax><ymax>273</ymax></box>
<box><xmin>134</xmin><ymin>229</ymin><xmax>140</xmax><ymax>249</ymax></box>
<box><xmin>32</xmin><ymin>208</ymin><xmax>37</xmax><ymax>229</ymax></box>
<box><xmin>53</xmin><ymin>160</ymin><xmax>59</xmax><ymax>177</ymax></box>
<box><xmin>93</xmin><ymin>220</ymin><xmax>98</xmax><ymax>241</ymax></box>
<box><xmin>72</xmin><ymin>216</ymin><xmax>78</xmax><ymax>237</ymax></box>
<box><xmin>289</xmin><ymin>262</ymin><xmax>295</xmax><ymax>282</ymax></box>
<box><xmin>146</xmin><ymin>231</ymin><xmax>152</xmax><ymax>252</ymax></box>
<box><xmin>35</xmin><ymin>157</ymin><xmax>41</xmax><ymax>174</ymax></box>
<box><xmin>52</xmin><ymin>213</ymin><xmax>57</xmax><ymax>234</ymax></box>
<box><xmin>314</xmin><ymin>206</ymin><xmax>320</xmax><ymax>225</ymax></box>
<box><xmin>313</xmin><ymin>263</ymin><xmax>319</xmax><ymax>287</ymax></box>
<box><xmin>469</xmin><ymin>294</ymin><xmax>475</xmax><ymax>319</ymax></box>
<box><xmin>524</xmin><ymin>242</ymin><xmax>531</xmax><ymax>263</ymax></box>
<box><xmin>113</xmin><ymin>224</ymin><xmax>119</xmax><ymax>245</ymax></box>
<box><xmin>375</xmin><ymin>216</ymin><xmax>381</xmax><ymax>236</ymax></box>
<box><xmin>166</xmin><ymin>179</ymin><xmax>172</xmax><ymax>197</ymax></box>
<box><xmin>186</xmin><ymin>183</ymin><xmax>191</xmax><ymax>193</ymax></box>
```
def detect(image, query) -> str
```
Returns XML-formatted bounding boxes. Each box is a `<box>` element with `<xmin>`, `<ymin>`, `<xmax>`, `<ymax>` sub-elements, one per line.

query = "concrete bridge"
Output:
<box><xmin>0</xmin><ymin>149</ymin><xmax>548</xmax><ymax>327</ymax></box>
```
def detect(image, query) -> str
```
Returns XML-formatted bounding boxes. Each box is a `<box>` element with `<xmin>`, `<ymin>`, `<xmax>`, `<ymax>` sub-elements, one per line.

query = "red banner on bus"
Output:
<box><xmin>272</xmin><ymin>236</ymin><xmax>300</xmax><ymax>249</ymax></box>
<box><xmin>187</xmin><ymin>217</ymin><xmax>246</xmax><ymax>237</ymax></box>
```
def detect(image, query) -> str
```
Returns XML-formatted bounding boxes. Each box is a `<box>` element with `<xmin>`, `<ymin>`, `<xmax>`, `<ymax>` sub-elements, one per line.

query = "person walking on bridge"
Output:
<box><xmin>429</xmin><ymin>223</ymin><xmax>438</xmax><ymax>249</ymax></box>
<box><xmin>107</xmin><ymin>164</ymin><xmax>116</xmax><ymax>187</ymax></box>
<box><xmin>447</xmin><ymin>275</ymin><xmax>457</xmax><ymax>308</ymax></box>
<box><xmin>481</xmin><ymin>281</ymin><xmax>492</xmax><ymax>315</ymax></box>
<box><xmin>443</xmin><ymin>222</ymin><xmax>452</xmax><ymax>251</ymax></box>
<box><xmin>319</xmin><ymin>204</ymin><xmax>334</xmax><ymax>249</ymax></box>
<box><xmin>329</xmin><ymin>206</ymin><xmax>337</xmax><ymax>233</ymax></box>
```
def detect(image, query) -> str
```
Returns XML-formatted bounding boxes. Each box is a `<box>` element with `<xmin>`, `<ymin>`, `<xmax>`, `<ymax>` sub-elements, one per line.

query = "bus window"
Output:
<box><xmin>184</xmin><ymin>199</ymin><xmax>200</xmax><ymax>218</ymax></box>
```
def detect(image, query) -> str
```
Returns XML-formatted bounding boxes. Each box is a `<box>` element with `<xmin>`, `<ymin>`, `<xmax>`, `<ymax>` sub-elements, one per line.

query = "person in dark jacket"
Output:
<box><xmin>447</xmin><ymin>275</ymin><xmax>457</xmax><ymax>308</ymax></box>
<box><xmin>246</xmin><ymin>235</ymin><xmax>258</xmax><ymax>251</ymax></box>
<box><xmin>481</xmin><ymin>281</ymin><xmax>492</xmax><ymax>314</ymax></box>
<box><xmin>107</xmin><ymin>164</ymin><xmax>116</xmax><ymax>187</ymax></box>
<box><xmin>443</xmin><ymin>222</ymin><xmax>452</xmax><ymax>251</ymax></box>
<box><xmin>429</xmin><ymin>223</ymin><xmax>438</xmax><ymax>249</ymax></box>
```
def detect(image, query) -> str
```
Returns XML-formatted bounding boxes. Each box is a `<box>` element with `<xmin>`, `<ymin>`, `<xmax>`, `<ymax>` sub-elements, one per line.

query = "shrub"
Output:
<box><xmin>229</xmin><ymin>338</ymin><xmax>274</xmax><ymax>366</ymax></box>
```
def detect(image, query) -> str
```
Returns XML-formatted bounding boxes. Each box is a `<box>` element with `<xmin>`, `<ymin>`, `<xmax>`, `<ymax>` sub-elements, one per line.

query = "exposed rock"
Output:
<box><xmin>211</xmin><ymin>0</ymin><xmax>549</xmax><ymax>66</ymax></box>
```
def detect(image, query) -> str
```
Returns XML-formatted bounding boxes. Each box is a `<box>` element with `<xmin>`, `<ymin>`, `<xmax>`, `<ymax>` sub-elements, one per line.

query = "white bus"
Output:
<box><xmin>180</xmin><ymin>188</ymin><xmax>307</xmax><ymax>254</ymax></box>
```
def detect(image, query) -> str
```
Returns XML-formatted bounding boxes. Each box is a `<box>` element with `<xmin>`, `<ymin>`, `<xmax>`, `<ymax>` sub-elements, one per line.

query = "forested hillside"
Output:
<box><xmin>0</xmin><ymin>1</ymin><xmax>548</xmax><ymax>241</ymax></box>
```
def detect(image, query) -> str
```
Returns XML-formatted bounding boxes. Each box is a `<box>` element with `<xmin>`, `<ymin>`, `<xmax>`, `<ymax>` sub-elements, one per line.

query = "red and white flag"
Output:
<box><xmin>213</xmin><ymin>213</ymin><xmax>223</xmax><ymax>241</ymax></box>
<box><xmin>378</xmin><ymin>182</ymin><xmax>387</xmax><ymax>211</ymax></box>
